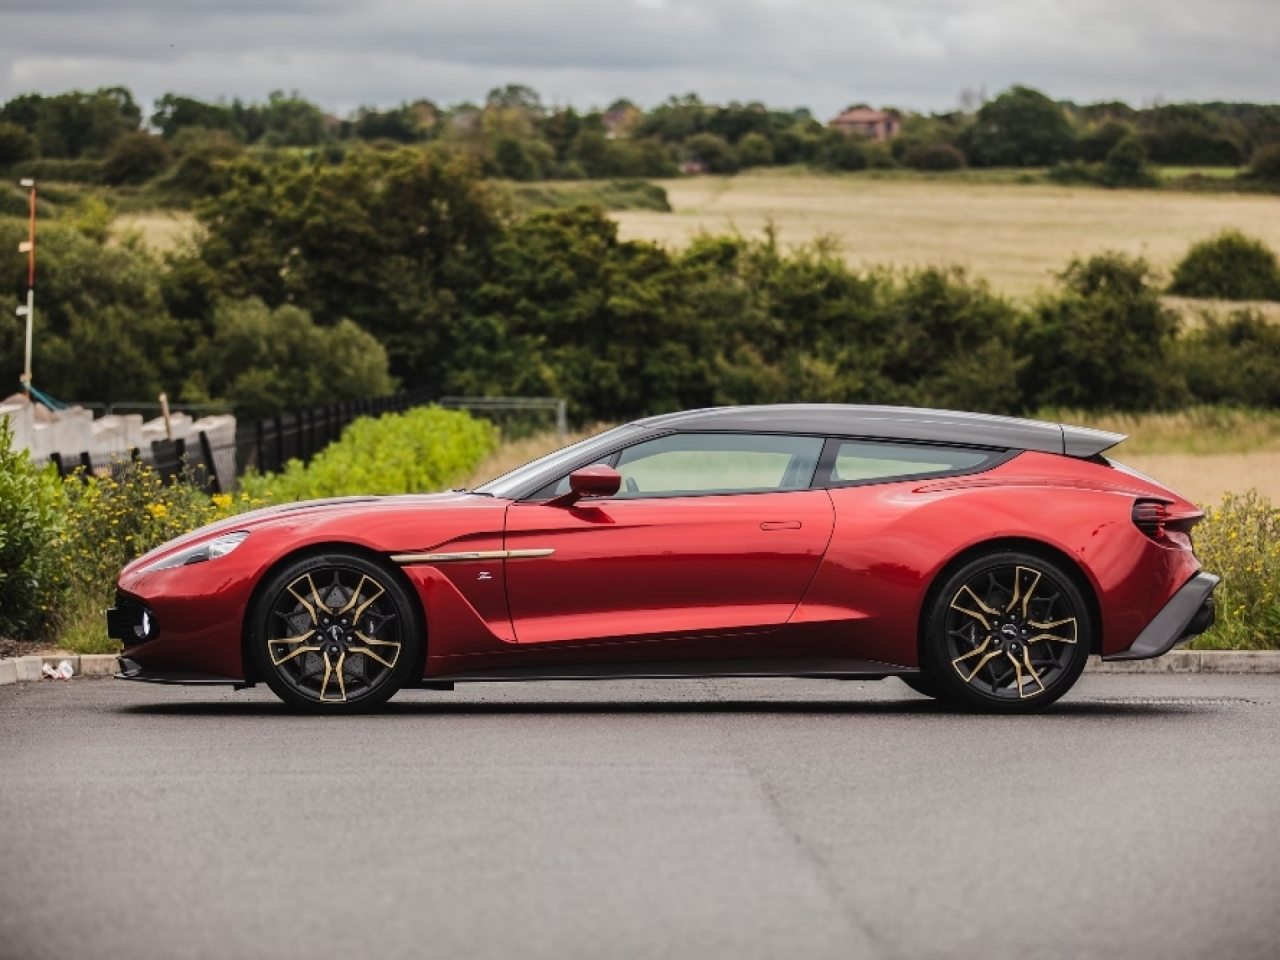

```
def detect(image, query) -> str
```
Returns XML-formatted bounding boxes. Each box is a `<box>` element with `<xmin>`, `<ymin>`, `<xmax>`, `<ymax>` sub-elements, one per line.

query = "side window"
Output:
<box><xmin>613</xmin><ymin>433</ymin><xmax>824</xmax><ymax>498</ymax></box>
<box><xmin>822</xmin><ymin>440</ymin><xmax>997</xmax><ymax>486</ymax></box>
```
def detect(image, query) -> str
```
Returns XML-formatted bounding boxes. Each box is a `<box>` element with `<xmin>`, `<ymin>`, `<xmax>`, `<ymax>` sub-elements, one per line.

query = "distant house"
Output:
<box><xmin>829</xmin><ymin>107</ymin><xmax>900</xmax><ymax>141</ymax></box>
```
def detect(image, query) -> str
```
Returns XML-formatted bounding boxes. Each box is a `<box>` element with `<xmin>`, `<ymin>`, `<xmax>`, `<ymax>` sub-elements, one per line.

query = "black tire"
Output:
<box><xmin>898</xmin><ymin>672</ymin><xmax>951</xmax><ymax>702</ymax></box>
<box><xmin>249</xmin><ymin>551</ymin><xmax>423</xmax><ymax>713</ymax></box>
<box><xmin>920</xmin><ymin>550</ymin><xmax>1092</xmax><ymax>713</ymax></box>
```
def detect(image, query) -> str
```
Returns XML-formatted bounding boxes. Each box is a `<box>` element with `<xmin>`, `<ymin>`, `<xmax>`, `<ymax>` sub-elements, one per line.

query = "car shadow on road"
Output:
<box><xmin>118</xmin><ymin>697</ymin><xmax>1224</xmax><ymax>718</ymax></box>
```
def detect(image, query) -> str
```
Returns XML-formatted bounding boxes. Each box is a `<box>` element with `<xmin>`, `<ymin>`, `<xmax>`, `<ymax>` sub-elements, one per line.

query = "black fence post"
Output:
<box><xmin>198</xmin><ymin>430</ymin><xmax>222</xmax><ymax>495</ymax></box>
<box><xmin>273</xmin><ymin>415</ymin><xmax>284</xmax><ymax>473</ymax></box>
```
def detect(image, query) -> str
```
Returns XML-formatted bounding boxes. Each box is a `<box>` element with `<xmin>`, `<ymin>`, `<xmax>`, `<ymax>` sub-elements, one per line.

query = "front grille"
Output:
<box><xmin>106</xmin><ymin>592</ymin><xmax>158</xmax><ymax>648</ymax></box>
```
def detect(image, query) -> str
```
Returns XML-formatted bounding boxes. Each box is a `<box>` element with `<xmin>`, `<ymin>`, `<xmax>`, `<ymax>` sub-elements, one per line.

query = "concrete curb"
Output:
<box><xmin>0</xmin><ymin>654</ymin><xmax>119</xmax><ymax>685</ymax></box>
<box><xmin>2</xmin><ymin>651</ymin><xmax>1279</xmax><ymax>686</ymax></box>
<box><xmin>1085</xmin><ymin>650</ymin><xmax>1280</xmax><ymax>673</ymax></box>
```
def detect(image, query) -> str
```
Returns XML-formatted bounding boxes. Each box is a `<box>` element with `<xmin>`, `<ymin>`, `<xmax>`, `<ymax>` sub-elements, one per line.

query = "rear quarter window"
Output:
<box><xmin>818</xmin><ymin>440</ymin><xmax>1005</xmax><ymax>487</ymax></box>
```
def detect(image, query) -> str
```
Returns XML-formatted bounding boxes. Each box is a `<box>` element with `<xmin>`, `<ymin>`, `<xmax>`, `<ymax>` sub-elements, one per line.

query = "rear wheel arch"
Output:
<box><xmin>239</xmin><ymin>541</ymin><xmax>428</xmax><ymax>688</ymax></box>
<box><xmin>917</xmin><ymin>536</ymin><xmax>1105</xmax><ymax>661</ymax></box>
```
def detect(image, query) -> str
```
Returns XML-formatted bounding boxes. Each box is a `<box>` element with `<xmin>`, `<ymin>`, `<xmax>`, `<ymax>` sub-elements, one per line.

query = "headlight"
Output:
<box><xmin>143</xmin><ymin>531</ymin><xmax>250</xmax><ymax>572</ymax></box>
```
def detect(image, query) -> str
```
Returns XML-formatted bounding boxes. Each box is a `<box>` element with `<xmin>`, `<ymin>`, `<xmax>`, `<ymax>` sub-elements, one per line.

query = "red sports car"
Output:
<box><xmin>108</xmin><ymin>405</ymin><xmax>1217</xmax><ymax>713</ymax></box>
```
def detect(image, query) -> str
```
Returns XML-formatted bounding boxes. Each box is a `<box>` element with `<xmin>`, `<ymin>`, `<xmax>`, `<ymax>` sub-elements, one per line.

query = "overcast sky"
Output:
<box><xmin>1</xmin><ymin>0</ymin><xmax>1276</xmax><ymax>117</ymax></box>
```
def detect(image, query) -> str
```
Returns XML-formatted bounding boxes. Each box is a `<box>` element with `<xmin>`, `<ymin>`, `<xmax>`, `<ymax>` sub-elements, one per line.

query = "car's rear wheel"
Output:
<box><xmin>921</xmin><ymin>550</ymin><xmax>1092</xmax><ymax>713</ymax></box>
<box><xmin>250</xmin><ymin>552</ymin><xmax>422</xmax><ymax>713</ymax></box>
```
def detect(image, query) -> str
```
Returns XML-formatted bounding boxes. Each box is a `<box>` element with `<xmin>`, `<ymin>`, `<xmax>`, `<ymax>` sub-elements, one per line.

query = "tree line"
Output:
<box><xmin>2</xmin><ymin>84</ymin><xmax>1280</xmax><ymax>191</ymax></box>
<box><xmin>2</xmin><ymin>145</ymin><xmax>1278</xmax><ymax>420</ymax></box>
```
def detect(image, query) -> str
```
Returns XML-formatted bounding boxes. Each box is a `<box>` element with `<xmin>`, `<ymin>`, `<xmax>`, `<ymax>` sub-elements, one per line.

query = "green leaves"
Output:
<box><xmin>240</xmin><ymin>406</ymin><xmax>498</xmax><ymax>501</ymax></box>
<box><xmin>0</xmin><ymin>418</ymin><xmax>62</xmax><ymax>643</ymax></box>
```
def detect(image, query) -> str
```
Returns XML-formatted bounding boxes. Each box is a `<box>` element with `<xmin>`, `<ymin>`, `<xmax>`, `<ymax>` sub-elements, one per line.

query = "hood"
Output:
<box><xmin>123</xmin><ymin>491</ymin><xmax>485</xmax><ymax>575</ymax></box>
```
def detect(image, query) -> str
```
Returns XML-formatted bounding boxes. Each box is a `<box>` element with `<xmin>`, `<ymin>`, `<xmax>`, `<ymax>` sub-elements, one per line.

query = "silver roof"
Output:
<box><xmin>632</xmin><ymin>405</ymin><xmax>1125</xmax><ymax>457</ymax></box>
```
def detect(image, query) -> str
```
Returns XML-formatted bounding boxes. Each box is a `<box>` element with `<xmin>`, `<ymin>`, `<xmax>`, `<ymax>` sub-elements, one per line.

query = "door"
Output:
<box><xmin>503</xmin><ymin>433</ymin><xmax>834</xmax><ymax>646</ymax></box>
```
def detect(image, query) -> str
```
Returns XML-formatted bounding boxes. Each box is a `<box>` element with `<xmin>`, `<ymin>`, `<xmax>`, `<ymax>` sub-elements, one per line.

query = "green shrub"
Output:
<box><xmin>1168</xmin><ymin>231</ymin><xmax>1280</xmax><ymax>301</ymax></box>
<box><xmin>1019</xmin><ymin>253</ymin><xmax>1185</xmax><ymax>410</ymax></box>
<box><xmin>902</xmin><ymin>142</ymin><xmax>965</xmax><ymax>171</ymax></box>
<box><xmin>1077</xmin><ymin>120</ymin><xmax>1132</xmax><ymax>163</ymax></box>
<box><xmin>1099</xmin><ymin>135</ymin><xmax>1159</xmax><ymax>187</ymax></box>
<box><xmin>861</xmin><ymin>140</ymin><xmax>897</xmax><ymax>169</ymax></box>
<box><xmin>241</xmin><ymin>406</ymin><xmax>498</xmax><ymax>502</ymax></box>
<box><xmin>161</xmin><ymin>127</ymin><xmax>243</xmax><ymax>197</ymax></box>
<box><xmin>0</xmin><ymin>121</ymin><xmax>37</xmax><ymax>165</ymax></box>
<box><xmin>1190</xmin><ymin>490</ymin><xmax>1280</xmax><ymax>650</ymax></box>
<box><xmin>1047</xmin><ymin>160</ymin><xmax>1099</xmax><ymax>185</ymax></box>
<box><xmin>737</xmin><ymin>133</ymin><xmax>774</xmax><ymax>168</ymax></box>
<box><xmin>1249</xmin><ymin>143</ymin><xmax>1280</xmax><ymax>181</ymax></box>
<box><xmin>821</xmin><ymin>137</ymin><xmax>867</xmax><ymax>172</ymax></box>
<box><xmin>8</xmin><ymin>158</ymin><xmax>105</xmax><ymax>183</ymax></box>
<box><xmin>1047</xmin><ymin>136</ymin><xmax>1157</xmax><ymax>189</ymax></box>
<box><xmin>960</xmin><ymin>85</ymin><xmax>1076</xmax><ymax>167</ymax></box>
<box><xmin>102</xmin><ymin>131</ymin><xmax>172</xmax><ymax>185</ymax></box>
<box><xmin>190</xmin><ymin>298</ymin><xmax>396</xmax><ymax>419</ymax></box>
<box><xmin>685</xmin><ymin>133</ymin><xmax>738</xmax><ymax>174</ymax></box>
<box><xmin>1174</xmin><ymin>311</ymin><xmax>1280</xmax><ymax>407</ymax></box>
<box><xmin>53</xmin><ymin>460</ymin><xmax>262</xmax><ymax>653</ymax></box>
<box><xmin>0</xmin><ymin>419</ymin><xmax>61</xmax><ymax>643</ymax></box>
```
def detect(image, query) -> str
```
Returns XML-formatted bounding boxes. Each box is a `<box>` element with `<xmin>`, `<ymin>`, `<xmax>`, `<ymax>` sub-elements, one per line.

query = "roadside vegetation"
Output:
<box><xmin>0</xmin><ymin>406</ymin><xmax>495</xmax><ymax>654</ymax></box>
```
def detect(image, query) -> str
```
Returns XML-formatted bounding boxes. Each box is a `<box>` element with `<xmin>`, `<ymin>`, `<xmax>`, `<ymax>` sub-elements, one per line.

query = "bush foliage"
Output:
<box><xmin>1168</xmin><ymin>231</ymin><xmax>1280</xmax><ymax>301</ymax></box>
<box><xmin>52</xmin><ymin>461</ymin><xmax>265</xmax><ymax>653</ymax></box>
<box><xmin>1191</xmin><ymin>491</ymin><xmax>1280</xmax><ymax>650</ymax></box>
<box><xmin>240</xmin><ymin>405</ymin><xmax>498</xmax><ymax>502</ymax></box>
<box><xmin>0</xmin><ymin>419</ymin><xmax>60</xmax><ymax>643</ymax></box>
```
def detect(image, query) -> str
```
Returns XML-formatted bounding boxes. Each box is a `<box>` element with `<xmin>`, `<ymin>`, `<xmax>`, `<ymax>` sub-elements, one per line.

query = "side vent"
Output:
<box><xmin>1132</xmin><ymin>500</ymin><xmax>1168</xmax><ymax>540</ymax></box>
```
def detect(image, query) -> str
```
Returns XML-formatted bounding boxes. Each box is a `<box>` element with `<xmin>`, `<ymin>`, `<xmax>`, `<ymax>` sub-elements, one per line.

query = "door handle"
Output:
<box><xmin>760</xmin><ymin>521</ymin><xmax>801</xmax><ymax>530</ymax></box>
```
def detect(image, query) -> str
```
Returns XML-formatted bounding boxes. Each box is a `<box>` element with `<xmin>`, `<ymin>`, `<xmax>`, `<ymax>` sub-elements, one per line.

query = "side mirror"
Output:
<box><xmin>547</xmin><ymin>465</ymin><xmax>622</xmax><ymax>508</ymax></box>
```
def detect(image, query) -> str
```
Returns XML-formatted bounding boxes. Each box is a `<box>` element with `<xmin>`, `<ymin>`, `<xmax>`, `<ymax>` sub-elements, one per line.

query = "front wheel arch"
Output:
<box><xmin>916</xmin><ymin>537</ymin><xmax>1105</xmax><ymax>664</ymax></box>
<box><xmin>239</xmin><ymin>541</ymin><xmax>428</xmax><ymax>688</ymax></box>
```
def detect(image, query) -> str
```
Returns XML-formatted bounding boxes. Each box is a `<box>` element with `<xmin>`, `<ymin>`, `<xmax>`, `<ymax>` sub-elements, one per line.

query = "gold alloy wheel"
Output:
<box><xmin>945</xmin><ymin>564</ymin><xmax>1078</xmax><ymax>700</ymax></box>
<box><xmin>267</xmin><ymin>567</ymin><xmax>403</xmax><ymax>704</ymax></box>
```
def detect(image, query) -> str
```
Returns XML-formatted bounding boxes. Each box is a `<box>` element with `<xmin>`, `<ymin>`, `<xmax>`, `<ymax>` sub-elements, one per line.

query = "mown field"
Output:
<box><xmin>612</xmin><ymin>169</ymin><xmax>1280</xmax><ymax>299</ymax></box>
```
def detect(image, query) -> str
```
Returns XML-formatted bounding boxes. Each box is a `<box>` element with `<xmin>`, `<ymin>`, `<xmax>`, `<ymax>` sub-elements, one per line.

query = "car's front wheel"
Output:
<box><xmin>249</xmin><ymin>552</ymin><xmax>422</xmax><ymax>713</ymax></box>
<box><xmin>920</xmin><ymin>550</ymin><xmax>1092</xmax><ymax>713</ymax></box>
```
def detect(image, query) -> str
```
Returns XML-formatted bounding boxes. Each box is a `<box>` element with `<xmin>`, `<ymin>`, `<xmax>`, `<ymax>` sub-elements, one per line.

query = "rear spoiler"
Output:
<box><xmin>1061</xmin><ymin>424</ymin><xmax>1126</xmax><ymax>458</ymax></box>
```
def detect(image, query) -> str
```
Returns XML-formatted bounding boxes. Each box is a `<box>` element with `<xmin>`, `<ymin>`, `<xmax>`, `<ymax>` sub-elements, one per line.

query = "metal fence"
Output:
<box><xmin>233</xmin><ymin>387</ymin><xmax>436</xmax><ymax>476</ymax></box>
<box><xmin>439</xmin><ymin>396</ymin><xmax>568</xmax><ymax>444</ymax></box>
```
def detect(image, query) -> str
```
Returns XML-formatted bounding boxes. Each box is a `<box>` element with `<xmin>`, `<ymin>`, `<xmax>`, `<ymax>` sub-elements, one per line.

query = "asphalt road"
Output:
<box><xmin>2</xmin><ymin>674</ymin><xmax>1278</xmax><ymax>960</ymax></box>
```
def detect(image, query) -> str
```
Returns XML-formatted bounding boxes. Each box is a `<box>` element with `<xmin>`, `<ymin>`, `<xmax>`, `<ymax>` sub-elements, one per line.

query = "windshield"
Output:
<box><xmin>473</xmin><ymin>424</ymin><xmax>642</xmax><ymax>499</ymax></box>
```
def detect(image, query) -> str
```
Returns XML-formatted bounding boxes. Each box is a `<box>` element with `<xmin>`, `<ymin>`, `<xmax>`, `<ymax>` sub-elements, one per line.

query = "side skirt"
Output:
<box><xmin>428</xmin><ymin>656</ymin><xmax>916</xmax><ymax>684</ymax></box>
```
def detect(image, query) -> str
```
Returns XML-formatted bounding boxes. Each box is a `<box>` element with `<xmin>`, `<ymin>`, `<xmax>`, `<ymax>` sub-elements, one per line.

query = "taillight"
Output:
<box><xmin>1133</xmin><ymin>498</ymin><xmax>1199</xmax><ymax>551</ymax></box>
<box><xmin>1132</xmin><ymin>500</ymin><xmax>1167</xmax><ymax>539</ymax></box>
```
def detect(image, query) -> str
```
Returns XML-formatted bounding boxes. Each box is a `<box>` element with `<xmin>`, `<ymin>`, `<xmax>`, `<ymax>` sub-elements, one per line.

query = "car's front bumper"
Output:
<box><xmin>115</xmin><ymin>657</ymin><xmax>245</xmax><ymax>686</ymax></box>
<box><xmin>1103</xmin><ymin>571</ymin><xmax>1219</xmax><ymax>661</ymax></box>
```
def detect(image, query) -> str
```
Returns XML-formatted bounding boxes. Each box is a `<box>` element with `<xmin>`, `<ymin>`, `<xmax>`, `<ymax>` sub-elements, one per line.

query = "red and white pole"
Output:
<box><xmin>16</xmin><ymin>178</ymin><xmax>35</xmax><ymax>394</ymax></box>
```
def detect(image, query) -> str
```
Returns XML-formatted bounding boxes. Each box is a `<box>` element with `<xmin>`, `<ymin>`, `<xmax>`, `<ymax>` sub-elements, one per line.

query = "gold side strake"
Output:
<box><xmin>390</xmin><ymin>549</ymin><xmax>555</xmax><ymax>565</ymax></box>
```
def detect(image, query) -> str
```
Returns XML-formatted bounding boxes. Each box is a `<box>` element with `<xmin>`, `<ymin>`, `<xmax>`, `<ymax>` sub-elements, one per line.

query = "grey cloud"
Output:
<box><xmin>0</xmin><ymin>0</ymin><xmax>1276</xmax><ymax>116</ymax></box>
